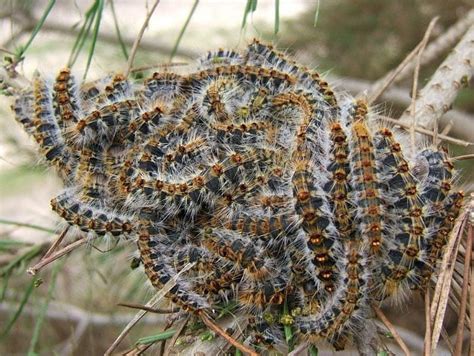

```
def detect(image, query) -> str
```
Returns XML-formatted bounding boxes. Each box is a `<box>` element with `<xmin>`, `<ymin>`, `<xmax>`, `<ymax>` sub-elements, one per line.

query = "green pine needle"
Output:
<box><xmin>0</xmin><ymin>219</ymin><xmax>55</xmax><ymax>234</ymax></box>
<box><xmin>313</xmin><ymin>0</ymin><xmax>320</xmax><ymax>27</ymax></box>
<box><xmin>27</xmin><ymin>261</ymin><xmax>63</xmax><ymax>355</ymax></box>
<box><xmin>309</xmin><ymin>344</ymin><xmax>319</xmax><ymax>356</ymax></box>
<box><xmin>169</xmin><ymin>0</ymin><xmax>199</xmax><ymax>62</ymax></box>
<box><xmin>0</xmin><ymin>244</ymin><xmax>44</xmax><ymax>277</ymax></box>
<box><xmin>274</xmin><ymin>0</ymin><xmax>280</xmax><ymax>35</ymax></box>
<box><xmin>67</xmin><ymin>0</ymin><xmax>105</xmax><ymax>77</ymax></box>
<box><xmin>83</xmin><ymin>0</ymin><xmax>104</xmax><ymax>80</ymax></box>
<box><xmin>16</xmin><ymin>0</ymin><xmax>56</xmax><ymax>61</ymax></box>
<box><xmin>110</xmin><ymin>0</ymin><xmax>129</xmax><ymax>60</ymax></box>
<box><xmin>0</xmin><ymin>277</ymin><xmax>37</xmax><ymax>339</ymax></box>
<box><xmin>241</xmin><ymin>0</ymin><xmax>258</xmax><ymax>30</ymax></box>
<box><xmin>135</xmin><ymin>329</ymin><xmax>176</xmax><ymax>345</ymax></box>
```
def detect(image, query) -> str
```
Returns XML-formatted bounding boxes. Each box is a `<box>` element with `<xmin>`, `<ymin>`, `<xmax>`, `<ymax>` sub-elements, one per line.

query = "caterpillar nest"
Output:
<box><xmin>9</xmin><ymin>39</ymin><xmax>464</xmax><ymax>353</ymax></box>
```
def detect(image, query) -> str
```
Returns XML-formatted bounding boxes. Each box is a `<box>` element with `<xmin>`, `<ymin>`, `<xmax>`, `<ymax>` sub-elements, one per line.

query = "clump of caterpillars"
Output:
<box><xmin>8</xmin><ymin>39</ymin><xmax>464</xmax><ymax>352</ymax></box>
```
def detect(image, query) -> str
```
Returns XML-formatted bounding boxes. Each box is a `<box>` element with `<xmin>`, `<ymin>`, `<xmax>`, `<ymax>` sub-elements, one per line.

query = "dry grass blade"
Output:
<box><xmin>125</xmin><ymin>0</ymin><xmax>161</xmax><ymax>77</ymax></box>
<box><xmin>373</xmin><ymin>305</ymin><xmax>411</xmax><ymax>356</ymax></box>
<box><xmin>26</xmin><ymin>236</ymin><xmax>91</xmax><ymax>275</ymax></box>
<box><xmin>200</xmin><ymin>314</ymin><xmax>258</xmax><ymax>356</ymax></box>
<box><xmin>409</xmin><ymin>17</ymin><xmax>439</xmax><ymax>154</ymax></box>
<box><xmin>366</xmin><ymin>17</ymin><xmax>438</xmax><ymax>104</ymax></box>
<box><xmin>104</xmin><ymin>262</ymin><xmax>195</xmax><ymax>356</ymax></box>
<box><xmin>430</xmin><ymin>211</ymin><xmax>468</xmax><ymax>353</ymax></box>
<box><xmin>454</xmin><ymin>224</ymin><xmax>472</xmax><ymax>355</ymax></box>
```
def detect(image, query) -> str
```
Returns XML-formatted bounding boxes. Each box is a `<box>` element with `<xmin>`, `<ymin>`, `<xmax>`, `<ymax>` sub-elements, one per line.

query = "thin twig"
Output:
<box><xmin>27</xmin><ymin>236</ymin><xmax>90</xmax><ymax>275</ymax></box>
<box><xmin>409</xmin><ymin>17</ymin><xmax>439</xmax><ymax>154</ymax></box>
<box><xmin>366</xmin><ymin>17</ymin><xmax>437</xmax><ymax>104</ymax></box>
<box><xmin>42</xmin><ymin>226</ymin><xmax>69</xmax><ymax>259</ymax></box>
<box><xmin>122</xmin><ymin>343</ymin><xmax>153</xmax><ymax>356</ymax></box>
<box><xmin>394</xmin><ymin>9</ymin><xmax>474</xmax><ymax>85</ymax></box>
<box><xmin>440</xmin><ymin>122</ymin><xmax>454</xmax><ymax>136</ymax></box>
<box><xmin>452</xmin><ymin>154</ymin><xmax>474</xmax><ymax>161</ymax></box>
<box><xmin>366</xmin><ymin>41</ymin><xmax>424</xmax><ymax>104</ymax></box>
<box><xmin>200</xmin><ymin>313</ymin><xmax>258</xmax><ymax>356</ymax></box>
<box><xmin>117</xmin><ymin>302</ymin><xmax>177</xmax><ymax>314</ymax></box>
<box><xmin>104</xmin><ymin>262</ymin><xmax>195</xmax><ymax>356</ymax></box>
<box><xmin>130</xmin><ymin>62</ymin><xmax>188</xmax><ymax>73</ymax></box>
<box><xmin>469</xmin><ymin>223</ymin><xmax>474</xmax><ymax>355</ymax></box>
<box><xmin>454</xmin><ymin>227</ymin><xmax>472</xmax><ymax>356</ymax></box>
<box><xmin>339</xmin><ymin>76</ymin><xmax>474</xmax><ymax>143</ymax></box>
<box><xmin>436</xmin><ymin>119</ymin><xmax>453</xmax><ymax>146</ymax></box>
<box><xmin>367</xmin><ymin>10</ymin><xmax>474</xmax><ymax>102</ymax></box>
<box><xmin>400</xmin><ymin>23</ymin><xmax>474</xmax><ymax>130</ymax></box>
<box><xmin>378</xmin><ymin>115</ymin><xmax>474</xmax><ymax>147</ymax></box>
<box><xmin>163</xmin><ymin>315</ymin><xmax>190</xmax><ymax>356</ymax></box>
<box><xmin>424</xmin><ymin>289</ymin><xmax>432</xmax><ymax>356</ymax></box>
<box><xmin>288</xmin><ymin>342</ymin><xmax>309</xmax><ymax>356</ymax></box>
<box><xmin>373</xmin><ymin>305</ymin><xmax>411</xmax><ymax>356</ymax></box>
<box><xmin>432</xmin><ymin>114</ymin><xmax>439</xmax><ymax>147</ymax></box>
<box><xmin>124</xmin><ymin>0</ymin><xmax>161</xmax><ymax>77</ymax></box>
<box><xmin>7</xmin><ymin>12</ymin><xmax>198</xmax><ymax>58</ymax></box>
<box><xmin>441</xmin><ymin>327</ymin><xmax>455</xmax><ymax>355</ymax></box>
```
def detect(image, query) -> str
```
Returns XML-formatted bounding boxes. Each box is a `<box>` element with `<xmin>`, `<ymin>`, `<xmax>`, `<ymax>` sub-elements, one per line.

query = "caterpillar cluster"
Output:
<box><xmin>11</xmin><ymin>39</ymin><xmax>464</xmax><ymax>351</ymax></box>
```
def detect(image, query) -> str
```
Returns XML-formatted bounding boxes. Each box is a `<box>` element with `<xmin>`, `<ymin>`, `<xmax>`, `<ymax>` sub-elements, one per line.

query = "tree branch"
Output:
<box><xmin>333</xmin><ymin>76</ymin><xmax>474</xmax><ymax>143</ymax></box>
<box><xmin>399</xmin><ymin>24</ymin><xmax>474</xmax><ymax>128</ymax></box>
<box><xmin>368</xmin><ymin>10</ymin><xmax>474</xmax><ymax>96</ymax></box>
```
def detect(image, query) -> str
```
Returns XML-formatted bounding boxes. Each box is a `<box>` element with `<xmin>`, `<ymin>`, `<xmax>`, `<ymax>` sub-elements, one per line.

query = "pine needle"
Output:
<box><xmin>15</xmin><ymin>0</ymin><xmax>56</xmax><ymax>62</ymax></box>
<box><xmin>169</xmin><ymin>0</ymin><xmax>199</xmax><ymax>62</ymax></box>
<box><xmin>27</xmin><ymin>260</ymin><xmax>62</xmax><ymax>355</ymax></box>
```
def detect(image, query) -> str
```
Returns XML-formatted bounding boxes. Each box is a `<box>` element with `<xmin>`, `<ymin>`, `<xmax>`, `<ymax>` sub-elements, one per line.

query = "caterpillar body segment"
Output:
<box><xmin>52</xmin><ymin>69</ymin><xmax>82</xmax><ymax>135</ymax></box>
<box><xmin>50</xmin><ymin>191</ymin><xmax>133</xmax><ymax>237</ymax></box>
<box><xmin>292</xmin><ymin>157</ymin><xmax>341</xmax><ymax>295</ymax></box>
<box><xmin>244</xmin><ymin>40</ymin><xmax>337</xmax><ymax>107</ymax></box>
<box><xmin>31</xmin><ymin>73</ymin><xmax>77</xmax><ymax>178</ymax></box>
<box><xmin>419</xmin><ymin>149</ymin><xmax>454</xmax><ymax>212</ymax></box>
<box><xmin>141</xmin><ymin>72</ymin><xmax>185</xmax><ymax>102</ymax></box>
<box><xmin>347</xmin><ymin>100</ymin><xmax>385</xmax><ymax>255</ymax></box>
<box><xmin>13</xmin><ymin>91</ymin><xmax>35</xmax><ymax>135</ymax></box>
<box><xmin>138</xmin><ymin>225</ymin><xmax>210</xmax><ymax>312</ymax></box>
<box><xmin>325</xmin><ymin>120</ymin><xmax>354</xmax><ymax>241</ymax></box>
<box><xmin>414</xmin><ymin>191</ymin><xmax>464</xmax><ymax>288</ymax></box>
<box><xmin>296</xmin><ymin>241</ymin><xmax>369</xmax><ymax>346</ymax></box>
<box><xmin>197</xmin><ymin>48</ymin><xmax>243</xmax><ymax>69</ymax></box>
<box><xmin>373</xmin><ymin>128</ymin><xmax>425</xmax><ymax>298</ymax></box>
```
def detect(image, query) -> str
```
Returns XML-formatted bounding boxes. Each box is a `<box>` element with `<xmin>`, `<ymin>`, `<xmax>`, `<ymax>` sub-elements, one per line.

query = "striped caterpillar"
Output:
<box><xmin>8</xmin><ymin>39</ymin><xmax>464</xmax><ymax>353</ymax></box>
